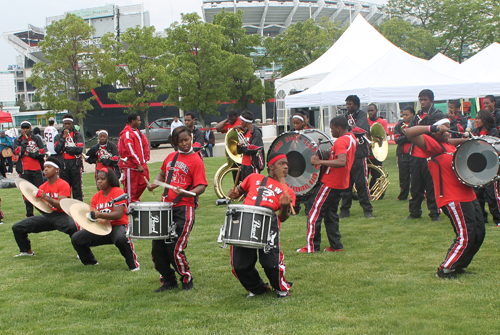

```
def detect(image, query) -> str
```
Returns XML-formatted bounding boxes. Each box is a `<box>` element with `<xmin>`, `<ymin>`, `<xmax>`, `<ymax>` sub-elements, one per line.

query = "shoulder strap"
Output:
<box><xmin>255</xmin><ymin>177</ymin><xmax>269</xmax><ymax>207</ymax></box>
<box><xmin>428</xmin><ymin>141</ymin><xmax>447</xmax><ymax>198</ymax></box>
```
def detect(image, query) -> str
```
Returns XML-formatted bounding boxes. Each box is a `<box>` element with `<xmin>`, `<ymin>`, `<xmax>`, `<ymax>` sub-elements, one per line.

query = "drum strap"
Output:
<box><xmin>428</xmin><ymin>141</ymin><xmax>447</xmax><ymax>198</ymax></box>
<box><xmin>255</xmin><ymin>177</ymin><xmax>269</xmax><ymax>206</ymax></box>
<box><xmin>164</xmin><ymin>152</ymin><xmax>185</xmax><ymax>204</ymax></box>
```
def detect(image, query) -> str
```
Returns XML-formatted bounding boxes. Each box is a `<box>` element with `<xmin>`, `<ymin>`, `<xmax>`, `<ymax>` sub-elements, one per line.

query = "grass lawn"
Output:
<box><xmin>1</xmin><ymin>145</ymin><xmax>500</xmax><ymax>334</ymax></box>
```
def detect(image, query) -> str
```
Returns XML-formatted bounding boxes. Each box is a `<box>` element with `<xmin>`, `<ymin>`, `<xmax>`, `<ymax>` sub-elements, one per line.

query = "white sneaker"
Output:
<box><xmin>14</xmin><ymin>252</ymin><xmax>35</xmax><ymax>257</ymax></box>
<box><xmin>131</xmin><ymin>266</ymin><xmax>140</xmax><ymax>272</ymax></box>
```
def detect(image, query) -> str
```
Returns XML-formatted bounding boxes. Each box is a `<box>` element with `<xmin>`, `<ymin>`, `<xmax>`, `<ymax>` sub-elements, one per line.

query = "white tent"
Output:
<box><xmin>274</xmin><ymin>15</ymin><xmax>425</xmax><ymax>97</ymax></box>
<box><xmin>286</xmin><ymin>47</ymin><xmax>477</xmax><ymax>107</ymax></box>
<box><xmin>448</xmin><ymin>42</ymin><xmax>500</xmax><ymax>96</ymax></box>
<box><xmin>427</xmin><ymin>53</ymin><xmax>459</xmax><ymax>74</ymax></box>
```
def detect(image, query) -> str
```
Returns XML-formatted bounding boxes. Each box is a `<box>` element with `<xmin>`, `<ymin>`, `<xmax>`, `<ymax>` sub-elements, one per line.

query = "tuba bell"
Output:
<box><xmin>214</xmin><ymin>128</ymin><xmax>243</xmax><ymax>201</ymax></box>
<box><xmin>369</xmin><ymin>122</ymin><xmax>389</xmax><ymax>162</ymax></box>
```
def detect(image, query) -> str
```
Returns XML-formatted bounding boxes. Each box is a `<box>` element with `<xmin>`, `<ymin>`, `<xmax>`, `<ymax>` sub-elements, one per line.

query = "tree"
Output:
<box><xmin>29</xmin><ymin>14</ymin><xmax>102</xmax><ymax>136</ymax></box>
<box><xmin>100</xmin><ymin>26</ymin><xmax>168</xmax><ymax>142</ymax></box>
<box><xmin>213</xmin><ymin>9</ymin><xmax>266</xmax><ymax>110</ymax></box>
<box><xmin>16</xmin><ymin>99</ymin><xmax>27</xmax><ymax>112</ymax></box>
<box><xmin>265</xmin><ymin>17</ymin><xmax>343</xmax><ymax>77</ymax></box>
<box><xmin>29</xmin><ymin>102</ymin><xmax>44</xmax><ymax>111</ymax></box>
<box><xmin>164</xmin><ymin>13</ymin><xmax>232</xmax><ymax>126</ymax></box>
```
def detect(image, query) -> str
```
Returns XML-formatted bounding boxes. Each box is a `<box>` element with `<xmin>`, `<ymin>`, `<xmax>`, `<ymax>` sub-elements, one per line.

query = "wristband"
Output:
<box><xmin>430</xmin><ymin>125</ymin><xmax>439</xmax><ymax>133</ymax></box>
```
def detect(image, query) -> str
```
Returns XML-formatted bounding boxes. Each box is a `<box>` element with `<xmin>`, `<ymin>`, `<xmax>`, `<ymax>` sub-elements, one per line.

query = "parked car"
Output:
<box><xmin>141</xmin><ymin>117</ymin><xmax>204</xmax><ymax>148</ymax></box>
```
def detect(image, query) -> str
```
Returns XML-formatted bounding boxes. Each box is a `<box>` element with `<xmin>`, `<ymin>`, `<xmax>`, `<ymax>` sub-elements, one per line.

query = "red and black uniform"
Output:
<box><xmin>54</xmin><ymin>129</ymin><xmax>84</xmax><ymax>201</ymax></box>
<box><xmin>13</xmin><ymin>133</ymin><xmax>45</xmax><ymax>217</ymax></box>
<box><xmin>394</xmin><ymin>121</ymin><xmax>411</xmax><ymax>200</ymax></box>
<box><xmin>86</xmin><ymin>141</ymin><xmax>121</xmax><ymax>179</ymax></box>
<box><xmin>367</xmin><ymin>117</ymin><xmax>388</xmax><ymax>194</ymax></box>
<box><xmin>152</xmin><ymin>151</ymin><xmax>207</xmax><ymax>288</ymax></box>
<box><xmin>221</xmin><ymin>117</ymin><xmax>241</xmax><ymax>133</ymax></box>
<box><xmin>118</xmin><ymin>124</ymin><xmax>150</xmax><ymax>203</ymax></box>
<box><xmin>236</xmin><ymin>127</ymin><xmax>265</xmax><ymax>181</ymax></box>
<box><xmin>449</xmin><ymin>112</ymin><xmax>468</xmax><ymax>138</ymax></box>
<box><xmin>12</xmin><ymin>178</ymin><xmax>78</xmax><ymax>253</ymax></box>
<box><xmin>305</xmin><ymin>133</ymin><xmax>357</xmax><ymax>252</ymax></box>
<box><xmin>470</xmin><ymin>126</ymin><xmax>500</xmax><ymax>224</ymax></box>
<box><xmin>420</xmin><ymin>134</ymin><xmax>484</xmax><ymax>272</ymax></box>
<box><xmin>231</xmin><ymin>173</ymin><xmax>296</xmax><ymax>295</ymax></box>
<box><xmin>408</xmin><ymin>107</ymin><xmax>441</xmax><ymax>219</ymax></box>
<box><xmin>340</xmin><ymin>110</ymin><xmax>373</xmax><ymax>216</ymax></box>
<box><xmin>71</xmin><ymin>187</ymin><xmax>139</xmax><ymax>270</ymax></box>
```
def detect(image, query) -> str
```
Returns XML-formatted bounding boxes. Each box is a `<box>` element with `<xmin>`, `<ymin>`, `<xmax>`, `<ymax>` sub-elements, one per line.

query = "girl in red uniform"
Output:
<box><xmin>406</xmin><ymin>113</ymin><xmax>485</xmax><ymax>278</ymax></box>
<box><xmin>148</xmin><ymin>126</ymin><xmax>208</xmax><ymax>292</ymax></box>
<box><xmin>72</xmin><ymin>168</ymin><xmax>139</xmax><ymax>270</ymax></box>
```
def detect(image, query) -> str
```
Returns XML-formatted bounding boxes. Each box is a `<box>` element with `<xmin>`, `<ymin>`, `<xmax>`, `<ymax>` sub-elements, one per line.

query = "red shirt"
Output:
<box><xmin>420</xmin><ymin>135</ymin><xmax>476</xmax><ymax>208</ymax></box>
<box><xmin>241</xmin><ymin>131</ymin><xmax>252</xmax><ymax>166</ymax></box>
<box><xmin>368</xmin><ymin>117</ymin><xmax>388</xmax><ymax>133</ymax></box>
<box><xmin>91</xmin><ymin>187</ymin><xmax>128</xmax><ymax>226</ymax></box>
<box><xmin>223</xmin><ymin>117</ymin><xmax>241</xmax><ymax>133</ymax></box>
<box><xmin>160</xmin><ymin>151</ymin><xmax>208</xmax><ymax>207</ymax></box>
<box><xmin>321</xmin><ymin>133</ymin><xmax>357</xmax><ymax>190</ymax></box>
<box><xmin>21</xmin><ymin>136</ymin><xmax>42</xmax><ymax>171</ymax></box>
<box><xmin>240</xmin><ymin>173</ymin><xmax>296</xmax><ymax>212</ymax></box>
<box><xmin>39</xmin><ymin>178</ymin><xmax>71</xmax><ymax>213</ymax></box>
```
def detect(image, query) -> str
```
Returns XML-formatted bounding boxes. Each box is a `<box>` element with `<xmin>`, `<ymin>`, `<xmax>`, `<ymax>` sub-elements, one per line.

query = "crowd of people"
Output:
<box><xmin>5</xmin><ymin>89</ymin><xmax>500</xmax><ymax>297</ymax></box>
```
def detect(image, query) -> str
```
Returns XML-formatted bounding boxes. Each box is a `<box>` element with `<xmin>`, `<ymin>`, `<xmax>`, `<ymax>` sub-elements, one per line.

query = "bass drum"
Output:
<box><xmin>268</xmin><ymin>130</ymin><xmax>334</xmax><ymax>195</ymax></box>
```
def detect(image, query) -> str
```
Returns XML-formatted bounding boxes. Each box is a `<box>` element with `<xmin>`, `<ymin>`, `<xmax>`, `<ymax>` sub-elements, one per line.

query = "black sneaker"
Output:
<box><xmin>155</xmin><ymin>282</ymin><xmax>179</xmax><ymax>292</ymax></box>
<box><xmin>431</xmin><ymin>216</ymin><xmax>441</xmax><ymax>222</ymax></box>
<box><xmin>276</xmin><ymin>290</ymin><xmax>290</xmax><ymax>298</ymax></box>
<box><xmin>455</xmin><ymin>268</ymin><xmax>474</xmax><ymax>275</ymax></box>
<box><xmin>339</xmin><ymin>211</ymin><xmax>350</xmax><ymax>218</ymax></box>
<box><xmin>404</xmin><ymin>215</ymin><xmax>422</xmax><ymax>220</ymax></box>
<box><xmin>364</xmin><ymin>212</ymin><xmax>375</xmax><ymax>219</ymax></box>
<box><xmin>436</xmin><ymin>269</ymin><xmax>457</xmax><ymax>279</ymax></box>
<box><xmin>246</xmin><ymin>283</ymin><xmax>270</xmax><ymax>298</ymax></box>
<box><xmin>182</xmin><ymin>280</ymin><xmax>194</xmax><ymax>291</ymax></box>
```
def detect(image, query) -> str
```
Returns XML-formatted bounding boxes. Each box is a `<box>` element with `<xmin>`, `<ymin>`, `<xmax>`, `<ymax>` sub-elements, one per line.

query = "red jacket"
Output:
<box><xmin>118</xmin><ymin>124</ymin><xmax>150</xmax><ymax>169</ymax></box>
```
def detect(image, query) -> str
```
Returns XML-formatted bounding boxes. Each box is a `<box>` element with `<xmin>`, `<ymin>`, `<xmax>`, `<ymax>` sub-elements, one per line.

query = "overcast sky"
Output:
<box><xmin>0</xmin><ymin>0</ymin><xmax>386</xmax><ymax>71</ymax></box>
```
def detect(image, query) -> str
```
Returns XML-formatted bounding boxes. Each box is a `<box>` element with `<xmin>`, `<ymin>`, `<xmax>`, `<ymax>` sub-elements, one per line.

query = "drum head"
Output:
<box><xmin>454</xmin><ymin>138</ymin><xmax>500</xmax><ymax>186</ymax></box>
<box><xmin>268</xmin><ymin>131</ymin><xmax>333</xmax><ymax>195</ymax></box>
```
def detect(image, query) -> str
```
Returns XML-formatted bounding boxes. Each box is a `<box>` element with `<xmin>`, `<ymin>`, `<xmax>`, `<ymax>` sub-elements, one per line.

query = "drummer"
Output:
<box><xmin>71</xmin><ymin>168</ymin><xmax>140</xmax><ymax>270</ymax></box>
<box><xmin>147</xmin><ymin>126</ymin><xmax>207</xmax><ymax>292</ymax></box>
<box><xmin>12</xmin><ymin>157</ymin><xmax>78</xmax><ymax>257</ymax></box>
<box><xmin>228</xmin><ymin>152</ymin><xmax>296</xmax><ymax>298</ymax></box>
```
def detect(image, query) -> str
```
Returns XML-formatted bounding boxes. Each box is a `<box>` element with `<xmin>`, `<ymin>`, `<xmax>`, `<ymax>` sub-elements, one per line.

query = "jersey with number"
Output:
<box><xmin>91</xmin><ymin>187</ymin><xmax>128</xmax><ymax>226</ymax></box>
<box><xmin>44</xmin><ymin>126</ymin><xmax>59</xmax><ymax>155</ymax></box>
<box><xmin>240</xmin><ymin>173</ymin><xmax>296</xmax><ymax>212</ymax></box>
<box><xmin>39</xmin><ymin>178</ymin><xmax>71</xmax><ymax>213</ymax></box>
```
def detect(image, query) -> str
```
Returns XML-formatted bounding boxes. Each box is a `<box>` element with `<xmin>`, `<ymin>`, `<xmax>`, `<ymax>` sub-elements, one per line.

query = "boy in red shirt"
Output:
<box><xmin>406</xmin><ymin>113</ymin><xmax>485</xmax><ymax>278</ymax></box>
<box><xmin>148</xmin><ymin>126</ymin><xmax>208</xmax><ymax>292</ymax></box>
<box><xmin>297</xmin><ymin>116</ymin><xmax>357</xmax><ymax>253</ymax></box>
<box><xmin>12</xmin><ymin>157</ymin><xmax>78</xmax><ymax>257</ymax></box>
<box><xmin>228</xmin><ymin>152</ymin><xmax>296</xmax><ymax>298</ymax></box>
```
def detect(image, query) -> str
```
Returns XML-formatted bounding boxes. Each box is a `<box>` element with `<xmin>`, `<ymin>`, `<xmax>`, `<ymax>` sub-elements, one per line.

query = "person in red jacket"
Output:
<box><xmin>118</xmin><ymin>114</ymin><xmax>150</xmax><ymax>203</ymax></box>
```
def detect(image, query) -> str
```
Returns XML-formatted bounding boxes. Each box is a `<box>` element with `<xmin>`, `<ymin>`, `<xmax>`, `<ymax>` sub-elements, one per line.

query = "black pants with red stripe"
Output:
<box><xmin>20</xmin><ymin>169</ymin><xmax>43</xmax><ymax>217</ymax></box>
<box><xmin>408</xmin><ymin>156</ymin><xmax>439</xmax><ymax>218</ymax></box>
<box><xmin>474</xmin><ymin>181</ymin><xmax>500</xmax><ymax>224</ymax></box>
<box><xmin>231</xmin><ymin>215</ymin><xmax>290</xmax><ymax>294</ymax></box>
<box><xmin>152</xmin><ymin>206</ymin><xmax>195</xmax><ymax>285</ymax></box>
<box><xmin>71</xmin><ymin>224</ymin><xmax>139</xmax><ymax>270</ymax></box>
<box><xmin>340</xmin><ymin>156</ymin><xmax>373</xmax><ymax>214</ymax></box>
<box><xmin>60</xmin><ymin>159</ymin><xmax>83</xmax><ymax>201</ymax></box>
<box><xmin>440</xmin><ymin>200</ymin><xmax>485</xmax><ymax>271</ymax></box>
<box><xmin>397</xmin><ymin>153</ymin><xmax>411</xmax><ymax>200</ymax></box>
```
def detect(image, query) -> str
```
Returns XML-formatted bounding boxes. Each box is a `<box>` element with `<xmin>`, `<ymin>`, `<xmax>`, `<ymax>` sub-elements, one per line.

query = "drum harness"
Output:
<box><xmin>427</xmin><ymin>141</ymin><xmax>453</xmax><ymax>198</ymax></box>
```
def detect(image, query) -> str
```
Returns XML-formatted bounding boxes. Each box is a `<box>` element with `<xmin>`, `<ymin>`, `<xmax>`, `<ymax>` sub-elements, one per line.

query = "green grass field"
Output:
<box><xmin>1</xmin><ymin>146</ymin><xmax>500</xmax><ymax>334</ymax></box>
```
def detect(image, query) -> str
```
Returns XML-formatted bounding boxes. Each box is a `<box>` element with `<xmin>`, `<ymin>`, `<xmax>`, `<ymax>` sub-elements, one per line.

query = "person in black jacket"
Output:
<box><xmin>406</xmin><ymin>89</ymin><xmax>441</xmax><ymax>221</ymax></box>
<box><xmin>471</xmin><ymin>109</ymin><xmax>500</xmax><ymax>225</ymax></box>
<box><xmin>394</xmin><ymin>106</ymin><xmax>414</xmax><ymax>201</ymax></box>
<box><xmin>339</xmin><ymin>95</ymin><xmax>374</xmax><ymax>219</ymax></box>
<box><xmin>448</xmin><ymin>100</ymin><xmax>468</xmax><ymax>138</ymax></box>
<box><xmin>13</xmin><ymin>121</ymin><xmax>45</xmax><ymax>217</ymax></box>
<box><xmin>54</xmin><ymin>114</ymin><xmax>84</xmax><ymax>201</ymax></box>
<box><xmin>85</xmin><ymin>130</ymin><xmax>120</xmax><ymax>179</ymax></box>
<box><xmin>236</xmin><ymin>110</ymin><xmax>265</xmax><ymax>181</ymax></box>
<box><xmin>483</xmin><ymin>95</ymin><xmax>500</xmax><ymax>130</ymax></box>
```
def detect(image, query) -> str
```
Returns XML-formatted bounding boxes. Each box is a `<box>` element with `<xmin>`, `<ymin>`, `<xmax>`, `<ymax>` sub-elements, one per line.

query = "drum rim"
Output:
<box><xmin>129</xmin><ymin>202</ymin><xmax>173</xmax><ymax>209</ymax></box>
<box><xmin>453</xmin><ymin>137</ymin><xmax>500</xmax><ymax>186</ymax></box>
<box><xmin>226</xmin><ymin>204</ymin><xmax>275</xmax><ymax>215</ymax></box>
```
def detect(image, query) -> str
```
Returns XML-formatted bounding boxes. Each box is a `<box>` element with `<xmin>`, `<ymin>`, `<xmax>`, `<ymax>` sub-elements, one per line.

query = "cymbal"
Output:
<box><xmin>17</xmin><ymin>179</ymin><xmax>53</xmax><ymax>214</ymax></box>
<box><xmin>60</xmin><ymin>198</ymin><xmax>84</xmax><ymax>216</ymax></box>
<box><xmin>15</xmin><ymin>177</ymin><xmax>25</xmax><ymax>189</ymax></box>
<box><xmin>69</xmin><ymin>202</ymin><xmax>112</xmax><ymax>236</ymax></box>
<box><xmin>370</xmin><ymin>122</ymin><xmax>389</xmax><ymax>161</ymax></box>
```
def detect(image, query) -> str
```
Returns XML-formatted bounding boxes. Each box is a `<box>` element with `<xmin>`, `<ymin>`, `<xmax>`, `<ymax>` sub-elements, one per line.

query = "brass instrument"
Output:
<box><xmin>353</xmin><ymin>164</ymin><xmax>390</xmax><ymax>201</ymax></box>
<box><xmin>214</xmin><ymin>128</ymin><xmax>243</xmax><ymax>201</ymax></box>
<box><xmin>369</xmin><ymin>122</ymin><xmax>389</xmax><ymax>162</ymax></box>
<box><xmin>347</xmin><ymin>113</ymin><xmax>356</xmax><ymax>127</ymax></box>
<box><xmin>401</xmin><ymin>122</ymin><xmax>407</xmax><ymax>134</ymax></box>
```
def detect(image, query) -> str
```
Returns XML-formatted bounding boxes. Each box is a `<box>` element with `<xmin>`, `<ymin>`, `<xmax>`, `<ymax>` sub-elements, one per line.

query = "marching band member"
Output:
<box><xmin>72</xmin><ymin>168</ymin><xmax>139</xmax><ymax>270</ymax></box>
<box><xmin>394</xmin><ymin>106</ymin><xmax>414</xmax><ymax>201</ymax></box>
<box><xmin>54</xmin><ymin>114</ymin><xmax>85</xmax><ymax>201</ymax></box>
<box><xmin>236</xmin><ymin>111</ymin><xmax>265</xmax><ymax>181</ymax></box>
<box><xmin>339</xmin><ymin>95</ymin><xmax>374</xmax><ymax>219</ymax></box>
<box><xmin>471</xmin><ymin>110</ymin><xmax>500</xmax><ymax>225</ymax></box>
<box><xmin>184</xmin><ymin>112</ymin><xmax>204</xmax><ymax>148</ymax></box>
<box><xmin>448</xmin><ymin>100</ymin><xmax>468</xmax><ymax>138</ymax></box>
<box><xmin>147</xmin><ymin>126</ymin><xmax>207</xmax><ymax>292</ymax></box>
<box><xmin>407</xmin><ymin>90</ymin><xmax>441</xmax><ymax>221</ymax></box>
<box><xmin>118</xmin><ymin>114</ymin><xmax>150</xmax><ymax>204</ymax></box>
<box><xmin>297</xmin><ymin>116</ymin><xmax>356</xmax><ymax>253</ymax></box>
<box><xmin>12</xmin><ymin>157</ymin><xmax>78</xmax><ymax>257</ymax></box>
<box><xmin>13</xmin><ymin>121</ymin><xmax>45</xmax><ymax>217</ymax></box>
<box><xmin>228</xmin><ymin>152</ymin><xmax>296</xmax><ymax>298</ymax></box>
<box><xmin>292</xmin><ymin>112</ymin><xmax>308</xmax><ymax>132</ymax></box>
<box><xmin>85</xmin><ymin>130</ymin><xmax>120</xmax><ymax>179</ymax></box>
<box><xmin>406</xmin><ymin>114</ymin><xmax>484</xmax><ymax>278</ymax></box>
<box><xmin>483</xmin><ymin>95</ymin><xmax>500</xmax><ymax>130</ymax></box>
<box><xmin>216</xmin><ymin>109</ymin><xmax>241</xmax><ymax>133</ymax></box>
<box><xmin>366</xmin><ymin>103</ymin><xmax>388</xmax><ymax>198</ymax></box>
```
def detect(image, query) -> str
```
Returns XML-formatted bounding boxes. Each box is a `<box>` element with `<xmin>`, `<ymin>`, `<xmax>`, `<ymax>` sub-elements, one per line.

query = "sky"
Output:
<box><xmin>0</xmin><ymin>0</ymin><xmax>386</xmax><ymax>71</ymax></box>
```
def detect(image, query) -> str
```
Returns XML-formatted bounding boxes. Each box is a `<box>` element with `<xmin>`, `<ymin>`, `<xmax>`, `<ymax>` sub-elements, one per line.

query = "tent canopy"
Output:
<box><xmin>427</xmin><ymin>53</ymin><xmax>459</xmax><ymax>74</ymax></box>
<box><xmin>0</xmin><ymin>111</ymin><xmax>13</xmax><ymax>123</ymax></box>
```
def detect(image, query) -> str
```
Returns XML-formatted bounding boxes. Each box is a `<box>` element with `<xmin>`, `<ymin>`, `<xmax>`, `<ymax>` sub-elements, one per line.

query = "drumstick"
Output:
<box><xmin>153</xmin><ymin>180</ymin><xmax>197</xmax><ymax>197</ymax></box>
<box><xmin>280</xmin><ymin>177</ymin><xmax>296</xmax><ymax>215</ymax></box>
<box><xmin>144</xmin><ymin>176</ymin><xmax>155</xmax><ymax>194</ymax></box>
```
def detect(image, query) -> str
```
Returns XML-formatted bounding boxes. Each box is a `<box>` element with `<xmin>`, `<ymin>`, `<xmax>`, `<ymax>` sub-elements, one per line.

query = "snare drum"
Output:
<box><xmin>218</xmin><ymin>204</ymin><xmax>275</xmax><ymax>251</ymax></box>
<box><xmin>128</xmin><ymin>202</ymin><xmax>175</xmax><ymax>240</ymax></box>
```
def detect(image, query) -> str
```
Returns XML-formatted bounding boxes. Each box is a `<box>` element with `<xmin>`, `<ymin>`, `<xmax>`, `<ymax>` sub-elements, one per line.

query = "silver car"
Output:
<box><xmin>141</xmin><ymin>117</ymin><xmax>203</xmax><ymax>148</ymax></box>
